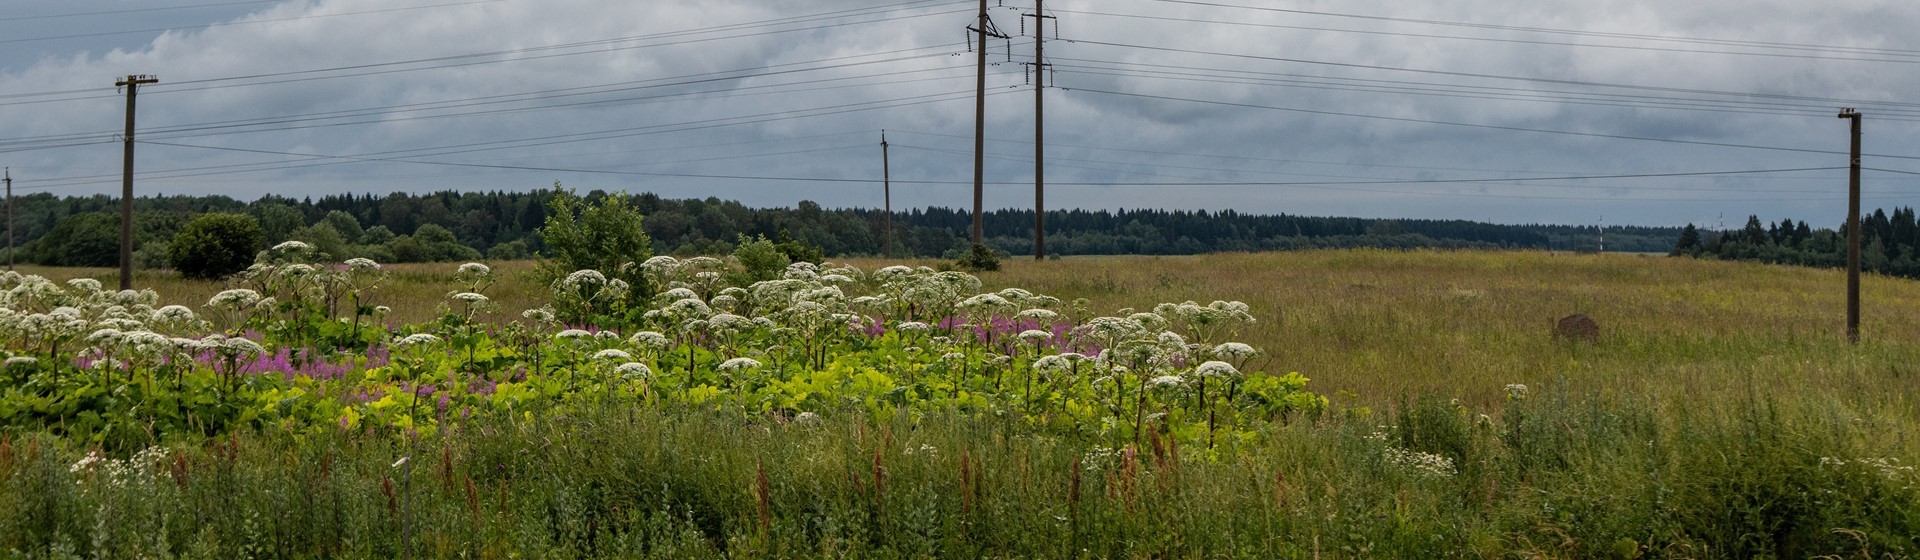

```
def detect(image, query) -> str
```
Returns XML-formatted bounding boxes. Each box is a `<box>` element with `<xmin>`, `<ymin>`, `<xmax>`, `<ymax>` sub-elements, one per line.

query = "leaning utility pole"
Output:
<box><xmin>1840</xmin><ymin>108</ymin><xmax>1863</xmax><ymax>344</ymax></box>
<box><xmin>968</xmin><ymin>0</ymin><xmax>1005</xmax><ymax>246</ymax></box>
<box><xmin>1027</xmin><ymin>0</ymin><xmax>1054</xmax><ymax>260</ymax></box>
<box><xmin>882</xmin><ymin>131</ymin><xmax>893</xmax><ymax>258</ymax></box>
<box><xmin>117</xmin><ymin>74</ymin><xmax>158</xmax><ymax>290</ymax></box>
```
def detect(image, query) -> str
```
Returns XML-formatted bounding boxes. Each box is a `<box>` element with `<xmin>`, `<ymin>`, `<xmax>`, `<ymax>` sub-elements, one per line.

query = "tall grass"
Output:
<box><xmin>14</xmin><ymin>249</ymin><xmax>1918</xmax><ymax>557</ymax></box>
<box><xmin>1</xmin><ymin>390</ymin><xmax>1912</xmax><ymax>558</ymax></box>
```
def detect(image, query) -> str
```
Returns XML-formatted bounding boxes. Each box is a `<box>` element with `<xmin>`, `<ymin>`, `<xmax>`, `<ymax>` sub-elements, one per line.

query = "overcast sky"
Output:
<box><xmin>1</xmin><ymin>0</ymin><xmax>1916</xmax><ymax>227</ymax></box>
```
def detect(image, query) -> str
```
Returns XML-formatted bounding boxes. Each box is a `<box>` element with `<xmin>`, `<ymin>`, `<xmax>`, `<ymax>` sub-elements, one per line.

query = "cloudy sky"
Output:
<box><xmin>1</xmin><ymin>0</ymin><xmax>1916</xmax><ymax>227</ymax></box>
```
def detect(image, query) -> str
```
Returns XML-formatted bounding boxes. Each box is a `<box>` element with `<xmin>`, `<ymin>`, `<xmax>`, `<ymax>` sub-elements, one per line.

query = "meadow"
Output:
<box><xmin>2</xmin><ymin>249</ymin><xmax>1916</xmax><ymax>558</ymax></box>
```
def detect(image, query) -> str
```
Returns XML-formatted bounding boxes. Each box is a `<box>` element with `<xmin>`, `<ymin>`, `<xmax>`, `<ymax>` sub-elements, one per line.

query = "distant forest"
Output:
<box><xmin>2</xmin><ymin>188</ymin><xmax>1677</xmax><ymax>268</ymax></box>
<box><xmin>1675</xmin><ymin>208</ymin><xmax>1920</xmax><ymax>279</ymax></box>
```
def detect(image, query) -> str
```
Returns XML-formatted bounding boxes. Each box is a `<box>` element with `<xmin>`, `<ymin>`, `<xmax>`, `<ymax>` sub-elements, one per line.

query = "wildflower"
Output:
<box><xmin>558</xmin><ymin>269</ymin><xmax>607</xmax><ymax>290</ymax></box>
<box><xmin>395</xmin><ymin>333</ymin><xmax>442</xmax><ymax>347</ymax></box>
<box><xmin>1504</xmin><ymin>384</ymin><xmax>1529</xmax><ymax>401</ymax></box>
<box><xmin>629</xmin><ymin>331</ymin><xmax>671</xmax><ymax>349</ymax></box>
<box><xmin>1149</xmin><ymin>375</ymin><xmax>1186</xmax><ymax>389</ymax></box>
<box><xmin>66</xmin><ymin>278</ymin><xmax>104</xmax><ymax>293</ymax></box>
<box><xmin>641</xmin><ymin>256</ymin><xmax>680</xmax><ymax>272</ymax></box>
<box><xmin>959</xmin><ymin>293</ymin><xmax>1010</xmax><ymax>310</ymax></box>
<box><xmin>457</xmin><ymin>262</ymin><xmax>492</xmax><ymax>277</ymax></box>
<box><xmin>345</xmin><ymin>258</ymin><xmax>382</xmax><ymax>272</ymax></box>
<box><xmin>1213</xmin><ymin>342</ymin><xmax>1257</xmax><ymax>360</ymax></box>
<box><xmin>554</xmin><ymin>329</ymin><xmax>593</xmax><ymax>340</ymax></box>
<box><xmin>794</xmin><ymin>411</ymin><xmax>821</xmax><ymax>425</ymax></box>
<box><xmin>707</xmin><ymin>313</ymin><xmax>750</xmax><ymax>330</ymax></box>
<box><xmin>224</xmin><ymin>337</ymin><xmax>267</xmax><ymax>356</ymax></box>
<box><xmin>272</xmin><ymin>240</ymin><xmax>313</xmax><ymax>252</ymax></box>
<box><xmin>1033</xmin><ymin>354</ymin><xmax>1071</xmax><ymax>372</ymax></box>
<box><xmin>1018</xmin><ymin>329</ymin><xmax>1053</xmax><ymax>342</ymax></box>
<box><xmin>592</xmin><ymin>349</ymin><xmax>634</xmax><ymax>362</ymax></box>
<box><xmin>658</xmin><ymin>287</ymin><xmax>699</xmax><ymax>301</ymax></box>
<box><xmin>4</xmin><ymin>356</ymin><xmax>37</xmax><ymax>367</ymax></box>
<box><xmin>1016</xmin><ymin>308</ymin><xmax>1060</xmax><ymax>323</ymax></box>
<box><xmin>522</xmin><ymin>308</ymin><xmax>555</xmax><ymax>322</ymax></box>
<box><xmin>614</xmin><ymin>362</ymin><xmax>652</xmax><ymax>378</ymax></box>
<box><xmin>717</xmin><ymin>357</ymin><xmax>763</xmax><ymax>372</ymax></box>
<box><xmin>374</xmin><ymin>306</ymin><xmax>392</xmax><ymax>315</ymax></box>
<box><xmin>450</xmin><ymin>292</ymin><xmax>489</xmax><ymax>304</ymax></box>
<box><xmin>208</xmin><ymin>289</ymin><xmax>262</xmax><ymax>309</ymax></box>
<box><xmin>820</xmin><ymin>274</ymin><xmax>854</xmax><ymax>284</ymax></box>
<box><xmin>86</xmin><ymin>328</ymin><xmax>124</xmax><ymax>345</ymax></box>
<box><xmin>152</xmin><ymin>305</ymin><xmax>195</xmax><ymax>321</ymax></box>
<box><xmin>1195</xmin><ymin>361</ymin><xmax>1243</xmax><ymax>380</ymax></box>
<box><xmin>1382</xmin><ymin>446</ymin><xmax>1457</xmax><ymax>478</ymax></box>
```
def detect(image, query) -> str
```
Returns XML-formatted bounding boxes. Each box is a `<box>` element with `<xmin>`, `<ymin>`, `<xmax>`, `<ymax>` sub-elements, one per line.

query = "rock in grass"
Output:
<box><xmin>1555</xmin><ymin>314</ymin><xmax>1600</xmax><ymax>343</ymax></box>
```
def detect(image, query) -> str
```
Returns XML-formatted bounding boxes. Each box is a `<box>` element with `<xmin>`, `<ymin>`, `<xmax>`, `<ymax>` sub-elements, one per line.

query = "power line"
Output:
<box><xmin>1046</xmin><ymin>56</ymin><xmax>1920</xmax><ymax>120</ymax></box>
<box><xmin>1062</xmin><ymin>7</ymin><xmax>1920</xmax><ymax>64</ymax></box>
<box><xmin>1069</xmin><ymin>87</ymin><xmax>1920</xmax><ymax>161</ymax></box>
<box><xmin>0</xmin><ymin>45</ymin><xmax>979</xmax><ymax>148</ymax></box>
<box><xmin>0</xmin><ymin>0</ymin><xmax>971</xmax><ymax>105</ymax></box>
<box><xmin>1144</xmin><ymin>0</ymin><xmax>1920</xmax><ymax>57</ymax></box>
<box><xmin>1071</xmin><ymin>39</ymin><xmax>1920</xmax><ymax>112</ymax></box>
<box><xmin>0</xmin><ymin>0</ymin><xmax>283</xmax><ymax>22</ymax></box>
<box><xmin>0</xmin><ymin>0</ymin><xmax>517</xmax><ymax>45</ymax></box>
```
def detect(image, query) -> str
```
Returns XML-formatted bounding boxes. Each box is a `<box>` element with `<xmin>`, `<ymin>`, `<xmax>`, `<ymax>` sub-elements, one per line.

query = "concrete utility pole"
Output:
<box><xmin>1027</xmin><ymin>0</ymin><xmax>1054</xmax><ymax>260</ymax></box>
<box><xmin>882</xmin><ymin>131</ymin><xmax>893</xmax><ymax>258</ymax></box>
<box><xmin>1840</xmin><ymin>108</ymin><xmax>1863</xmax><ymax>344</ymax></box>
<box><xmin>117</xmin><ymin>74</ymin><xmax>157</xmax><ymax>290</ymax></box>
<box><xmin>1598</xmin><ymin>215</ymin><xmax>1604</xmax><ymax>253</ymax></box>
<box><xmin>968</xmin><ymin>0</ymin><xmax>1005</xmax><ymax>246</ymax></box>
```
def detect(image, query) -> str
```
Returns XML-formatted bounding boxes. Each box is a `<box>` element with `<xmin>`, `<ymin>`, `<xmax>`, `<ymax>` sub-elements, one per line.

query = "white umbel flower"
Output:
<box><xmin>716</xmin><ymin>357</ymin><xmax>763</xmax><ymax>372</ymax></box>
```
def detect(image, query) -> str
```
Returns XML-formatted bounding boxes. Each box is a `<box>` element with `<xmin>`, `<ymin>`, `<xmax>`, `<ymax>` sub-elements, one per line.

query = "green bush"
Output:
<box><xmin>955</xmin><ymin>243</ymin><xmax>1002</xmax><ymax>271</ymax></box>
<box><xmin>537</xmin><ymin>186</ymin><xmax>654</xmax><ymax>302</ymax></box>
<box><xmin>169</xmin><ymin>213</ymin><xmax>265</xmax><ymax>279</ymax></box>
<box><xmin>731</xmin><ymin>234</ymin><xmax>790</xmax><ymax>284</ymax></box>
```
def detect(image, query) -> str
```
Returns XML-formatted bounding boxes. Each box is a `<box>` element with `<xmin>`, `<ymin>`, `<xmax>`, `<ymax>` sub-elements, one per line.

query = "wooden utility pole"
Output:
<box><xmin>1840</xmin><ymin>108</ymin><xmax>1863</xmax><ymax>344</ymax></box>
<box><xmin>1028</xmin><ymin>0</ymin><xmax>1054</xmax><ymax>260</ymax></box>
<box><xmin>882</xmin><ymin>131</ymin><xmax>893</xmax><ymax>258</ymax></box>
<box><xmin>4</xmin><ymin>167</ymin><xmax>12</xmax><ymax>271</ymax></box>
<box><xmin>968</xmin><ymin>0</ymin><xmax>1004</xmax><ymax>246</ymax></box>
<box><xmin>117</xmin><ymin>74</ymin><xmax>157</xmax><ymax>290</ymax></box>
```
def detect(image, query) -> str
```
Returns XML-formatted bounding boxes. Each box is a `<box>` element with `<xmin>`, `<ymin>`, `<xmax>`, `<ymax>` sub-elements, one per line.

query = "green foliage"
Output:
<box><xmin>169</xmin><ymin>213</ymin><xmax>265</xmax><ymax>280</ymax></box>
<box><xmin>27</xmin><ymin>213</ymin><xmax>119</xmax><ymax>267</ymax></box>
<box><xmin>773</xmin><ymin>229</ymin><xmax>823</xmax><ymax>264</ymax></box>
<box><xmin>955</xmin><ymin>243</ymin><xmax>1001</xmax><ymax>272</ymax></box>
<box><xmin>487</xmin><ymin>239</ymin><xmax>531</xmax><ymax>260</ymax></box>
<box><xmin>731</xmin><ymin>234</ymin><xmax>789</xmax><ymax>284</ymax></box>
<box><xmin>538</xmin><ymin>186</ymin><xmax>655</xmax><ymax>302</ymax></box>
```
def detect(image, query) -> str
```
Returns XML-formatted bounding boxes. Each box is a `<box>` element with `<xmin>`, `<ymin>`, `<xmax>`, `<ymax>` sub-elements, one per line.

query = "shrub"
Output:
<box><xmin>955</xmin><ymin>243</ymin><xmax>1001</xmax><ymax>271</ymax></box>
<box><xmin>732</xmin><ymin>234</ymin><xmax>790</xmax><ymax>284</ymax></box>
<box><xmin>537</xmin><ymin>185</ymin><xmax>654</xmax><ymax>302</ymax></box>
<box><xmin>169</xmin><ymin>213</ymin><xmax>265</xmax><ymax>279</ymax></box>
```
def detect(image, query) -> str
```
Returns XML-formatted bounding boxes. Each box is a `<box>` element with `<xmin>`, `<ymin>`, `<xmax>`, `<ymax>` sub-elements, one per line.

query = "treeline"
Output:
<box><xmin>1674</xmin><ymin>208</ymin><xmax>1920</xmax><ymax>279</ymax></box>
<box><xmin>3</xmin><ymin>188</ymin><xmax>1677</xmax><ymax>267</ymax></box>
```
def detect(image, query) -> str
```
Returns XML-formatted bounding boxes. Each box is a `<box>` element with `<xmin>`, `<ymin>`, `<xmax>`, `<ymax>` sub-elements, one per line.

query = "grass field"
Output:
<box><xmin>26</xmin><ymin>249</ymin><xmax>1920</xmax><ymax>414</ymax></box>
<box><xmin>10</xmin><ymin>250</ymin><xmax>1917</xmax><ymax>557</ymax></box>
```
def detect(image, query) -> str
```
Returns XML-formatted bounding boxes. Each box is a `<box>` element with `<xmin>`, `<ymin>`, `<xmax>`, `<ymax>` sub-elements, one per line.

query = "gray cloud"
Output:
<box><xmin>1</xmin><ymin>0</ymin><xmax>1916</xmax><ymax>227</ymax></box>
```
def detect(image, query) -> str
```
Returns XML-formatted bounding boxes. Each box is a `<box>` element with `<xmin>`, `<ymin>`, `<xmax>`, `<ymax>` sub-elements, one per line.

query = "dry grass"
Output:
<box><xmin>953</xmin><ymin>250</ymin><xmax>1920</xmax><ymax>417</ymax></box>
<box><xmin>21</xmin><ymin>249</ymin><xmax>1920</xmax><ymax>416</ymax></box>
